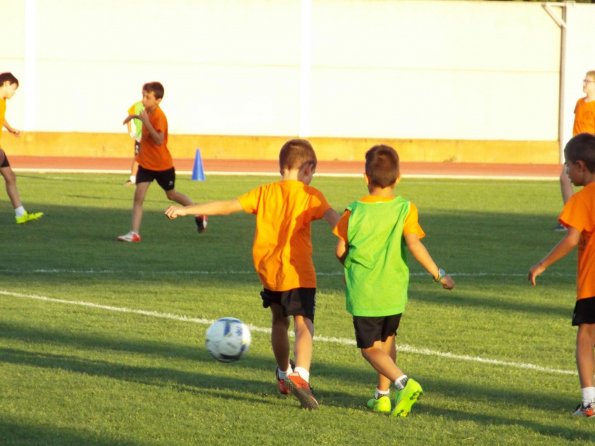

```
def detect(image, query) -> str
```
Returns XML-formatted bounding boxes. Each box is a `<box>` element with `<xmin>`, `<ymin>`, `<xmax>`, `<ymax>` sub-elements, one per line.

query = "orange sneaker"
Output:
<box><xmin>286</xmin><ymin>372</ymin><xmax>318</xmax><ymax>410</ymax></box>
<box><xmin>573</xmin><ymin>402</ymin><xmax>595</xmax><ymax>418</ymax></box>
<box><xmin>275</xmin><ymin>368</ymin><xmax>291</xmax><ymax>395</ymax></box>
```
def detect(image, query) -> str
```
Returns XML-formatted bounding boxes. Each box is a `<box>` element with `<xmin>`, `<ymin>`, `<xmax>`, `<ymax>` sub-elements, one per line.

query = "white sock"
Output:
<box><xmin>15</xmin><ymin>206</ymin><xmax>25</xmax><ymax>217</ymax></box>
<box><xmin>581</xmin><ymin>386</ymin><xmax>595</xmax><ymax>405</ymax></box>
<box><xmin>395</xmin><ymin>374</ymin><xmax>409</xmax><ymax>390</ymax></box>
<box><xmin>294</xmin><ymin>366</ymin><xmax>310</xmax><ymax>382</ymax></box>
<box><xmin>130</xmin><ymin>175</ymin><xmax>136</xmax><ymax>183</ymax></box>
<box><xmin>375</xmin><ymin>388</ymin><xmax>390</xmax><ymax>399</ymax></box>
<box><xmin>277</xmin><ymin>364</ymin><xmax>293</xmax><ymax>380</ymax></box>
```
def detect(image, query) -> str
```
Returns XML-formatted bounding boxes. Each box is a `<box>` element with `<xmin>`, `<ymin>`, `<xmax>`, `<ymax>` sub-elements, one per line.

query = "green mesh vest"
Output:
<box><xmin>344</xmin><ymin>197</ymin><xmax>411</xmax><ymax>316</ymax></box>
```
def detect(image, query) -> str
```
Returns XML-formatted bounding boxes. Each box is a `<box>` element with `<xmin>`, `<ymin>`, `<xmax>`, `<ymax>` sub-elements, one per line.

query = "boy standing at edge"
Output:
<box><xmin>556</xmin><ymin>71</ymin><xmax>595</xmax><ymax>231</ymax></box>
<box><xmin>334</xmin><ymin>145</ymin><xmax>454</xmax><ymax>417</ymax></box>
<box><xmin>529</xmin><ymin>133</ymin><xmax>595</xmax><ymax>418</ymax></box>
<box><xmin>118</xmin><ymin>82</ymin><xmax>206</xmax><ymax>242</ymax></box>
<box><xmin>165</xmin><ymin>139</ymin><xmax>339</xmax><ymax>410</ymax></box>
<box><xmin>0</xmin><ymin>72</ymin><xmax>43</xmax><ymax>224</ymax></box>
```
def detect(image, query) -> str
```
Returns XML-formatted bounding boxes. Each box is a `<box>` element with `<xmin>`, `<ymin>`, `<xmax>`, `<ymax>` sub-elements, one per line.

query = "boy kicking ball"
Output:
<box><xmin>334</xmin><ymin>145</ymin><xmax>454</xmax><ymax>417</ymax></box>
<box><xmin>529</xmin><ymin>133</ymin><xmax>595</xmax><ymax>418</ymax></box>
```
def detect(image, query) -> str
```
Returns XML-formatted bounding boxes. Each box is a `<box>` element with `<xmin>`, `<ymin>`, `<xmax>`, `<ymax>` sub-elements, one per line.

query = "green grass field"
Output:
<box><xmin>0</xmin><ymin>172</ymin><xmax>591</xmax><ymax>445</ymax></box>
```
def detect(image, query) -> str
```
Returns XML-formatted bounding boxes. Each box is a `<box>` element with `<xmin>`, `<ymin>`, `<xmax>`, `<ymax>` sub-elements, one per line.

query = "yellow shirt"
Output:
<box><xmin>0</xmin><ymin>98</ymin><xmax>6</xmax><ymax>144</ymax></box>
<box><xmin>238</xmin><ymin>180</ymin><xmax>331</xmax><ymax>291</ymax></box>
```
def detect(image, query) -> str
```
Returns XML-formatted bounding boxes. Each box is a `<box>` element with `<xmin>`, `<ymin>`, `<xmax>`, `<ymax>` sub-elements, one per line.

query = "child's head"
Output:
<box><xmin>564</xmin><ymin>133</ymin><xmax>595</xmax><ymax>175</ymax></box>
<box><xmin>0</xmin><ymin>72</ymin><xmax>19</xmax><ymax>99</ymax></box>
<box><xmin>583</xmin><ymin>71</ymin><xmax>595</xmax><ymax>95</ymax></box>
<box><xmin>365</xmin><ymin>145</ymin><xmax>400</xmax><ymax>188</ymax></box>
<box><xmin>279</xmin><ymin>139</ymin><xmax>317</xmax><ymax>172</ymax></box>
<box><xmin>141</xmin><ymin>82</ymin><xmax>164</xmax><ymax>110</ymax></box>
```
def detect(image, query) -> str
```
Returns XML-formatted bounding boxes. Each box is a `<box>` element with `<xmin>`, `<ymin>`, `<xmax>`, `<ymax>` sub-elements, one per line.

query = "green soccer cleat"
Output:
<box><xmin>392</xmin><ymin>378</ymin><xmax>423</xmax><ymax>417</ymax></box>
<box><xmin>15</xmin><ymin>211</ymin><xmax>44</xmax><ymax>224</ymax></box>
<box><xmin>366</xmin><ymin>395</ymin><xmax>392</xmax><ymax>414</ymax></box>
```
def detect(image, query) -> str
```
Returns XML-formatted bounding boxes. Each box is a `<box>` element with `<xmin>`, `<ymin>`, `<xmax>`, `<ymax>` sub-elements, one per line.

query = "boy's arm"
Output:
<box><xmin>335</xmin><ymin>238</ymin><xmax>347</xmax><ymax>265</ymax></box>
<box><xmin>3</xmin><ymin>119</ymin><xmax>19</xmax><ymax>136</ymax></box>
<box><xmin>165</xmin><ymin>199</ymin><xmax>243</xmax><ymax>220</ymax></box>
<box><xmin>323</xmin><ymin>208</ymin><xmax>340</xmax><ymax>229</ymax></box>
<box><xmin>528</xmin><ymin>227</ymin><xmax>580</xmax><ymax>285</ymax></box>
<box><xmin>404</xmin><ymin>233</ymin><xmax>454</xmax><ymax>289</ymax></box>
<box><xmin>137</xmin><ymin>110</ymin><xmax>163</xmax><ymax>145</ymax></box>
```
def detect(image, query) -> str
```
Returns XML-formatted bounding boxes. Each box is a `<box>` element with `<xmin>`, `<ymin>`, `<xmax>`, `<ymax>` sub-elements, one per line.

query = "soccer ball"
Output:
<box><xmin>205</xmin><ymin>317</ymin><xmax>251</xmax><ymax>362</ymax></box>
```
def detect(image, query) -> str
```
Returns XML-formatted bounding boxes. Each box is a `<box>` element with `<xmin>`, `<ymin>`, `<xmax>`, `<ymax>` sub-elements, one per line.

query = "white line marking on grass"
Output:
<box><xmin>0</xmin><ymin>289</ymin><xmax>575</xmax><ymax>376</ymax></box>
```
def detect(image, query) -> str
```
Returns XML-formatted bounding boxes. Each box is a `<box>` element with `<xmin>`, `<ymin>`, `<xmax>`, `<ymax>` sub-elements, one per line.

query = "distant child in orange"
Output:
<box><xmin>0</xmin><ymin>72</ymin><xmax>43</xmax><ymax>224</ymax></box>
<box><xmin>529</xmin><ymin>133</ymin><xmax>595</xmax><ymax>418</ymax></box>
<box><xmin>117</xmin><ymin>82</ymin><xmax>206</xmax><ymax>242</ymax></box>
<box><xmin>165</xmin><ymin>139</ymin><xmax>339</xmax><ymax>410</ymax></box>
<box><xmin>556</xmin><ymin>71</ymin><xmax>595</xmax><ymax>231</ymax></box>
<box><xmin>124</xmin><ymin>100</ymin><xmax>143</xmax><ymax>185</ymax></box>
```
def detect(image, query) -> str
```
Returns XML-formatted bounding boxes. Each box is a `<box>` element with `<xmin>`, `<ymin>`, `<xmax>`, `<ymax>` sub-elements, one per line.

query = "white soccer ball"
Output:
<box><xmin>205</xmin><ymin>317</ymin><xmax>251</xmax><ymax>362</ymax></box>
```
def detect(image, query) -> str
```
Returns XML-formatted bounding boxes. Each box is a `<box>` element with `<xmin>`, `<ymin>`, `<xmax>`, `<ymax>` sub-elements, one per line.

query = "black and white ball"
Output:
<box><xmin>205</xmin><ymin>317</ymin><xmax>251</xmax><ymax>362</ymax></box>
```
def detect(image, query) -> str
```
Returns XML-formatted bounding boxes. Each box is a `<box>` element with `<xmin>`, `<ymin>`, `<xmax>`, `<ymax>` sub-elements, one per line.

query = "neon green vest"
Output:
<box><xmin>344</xmin><ymin>197</ymin><xmax>410</xmax><ymax>316</ymax></box>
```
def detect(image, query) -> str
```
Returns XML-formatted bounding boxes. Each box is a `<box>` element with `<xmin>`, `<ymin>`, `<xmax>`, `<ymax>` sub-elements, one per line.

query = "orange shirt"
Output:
<box><xmin>238</xmin><ymin>180</ymin><xmax>331</xmax><ymax>291</ymax></box>
<box><xmin>573</xmin><ymin>98</ymin><xmax>595</xmax><ymax>135</ymax></box>
<box><xmin>0</xmin><ymin>98</ymin><xmax>6</xmax><ymax>144</ymax></box>
<box><xmin>559</xmin><ymin>182</ymin><xmax>595</xmax><ymax>299</ymax></box>
<box><xmin>334</xmin><ymin>195</ymin><xmax>425</xmax><ymax>243</ymax></box>
<box><xmin>137</xmin><ymin>106</ymin><xmax>173</xmax><ymax>171</ymax></box>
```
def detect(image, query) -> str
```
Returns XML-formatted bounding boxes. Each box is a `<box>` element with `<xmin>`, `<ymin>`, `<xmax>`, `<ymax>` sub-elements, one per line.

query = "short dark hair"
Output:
<box><xmin>365</xmin><ymin>145</ymin><xmax>400</xmax><ymax>188</ymax></box>
<box><xmin>279</xmin><ymin>139</ymin><xmax>317</xmax><ymax>171</ymax></box>
<box><xmin>564</xmin><ymin>133</ymin><xmax>595</xmax><ymax>173</ymax></box>
<box><xmin>0</xmin><ymin>72</ymin><xmax>19</xmax><ymax>87</ymax></box>
<box><xmin>143</xmin><ymin>82</ymin><xmax>164</xmax><ymax>99</ymax></box>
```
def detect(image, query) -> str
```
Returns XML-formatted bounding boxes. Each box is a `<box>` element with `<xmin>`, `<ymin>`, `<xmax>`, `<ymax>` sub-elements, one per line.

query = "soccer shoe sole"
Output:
<box><xmin>286</xmin><ymin>378</ymin><xmax>319</xmax><ymax>410</ymax></box>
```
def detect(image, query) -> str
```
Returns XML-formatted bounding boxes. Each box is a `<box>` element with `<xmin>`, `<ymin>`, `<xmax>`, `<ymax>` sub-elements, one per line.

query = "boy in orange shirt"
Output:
<box><xmin>556</xmin><ymin>71</ymin><xmax>595</xmax><ymax>231</ymax></box>
<box><xmin>529</xmin><ymin>132</ymin><xmax>595</xmax><ymax>417</ymax></box>
<box><xmin>165</xmin><ymin>139</ymin><xmax>339</xmax><ymax>409</ymax></box>
<box><xmin>118</xmin><ymin>82</ymin><xmax>206</xmax><ymax>242</ymax></box>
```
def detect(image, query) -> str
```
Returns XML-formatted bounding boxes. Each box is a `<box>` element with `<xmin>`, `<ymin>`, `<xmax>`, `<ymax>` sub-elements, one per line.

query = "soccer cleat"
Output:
<box><xmin>392</xmin><ymin>378</ymin><xmax>423</xmax><ymax>417</ymax></box>
<box><xmin>117</xmin><ymin>231</ymin><xmax>141</xmax><ymax>243</ymax></box>
<box><xmin>195</xmin><ymin>215</ymin><xmax>208</xmax><ymax>233</ymax></box>
<box><xmin>573</xmin><ymin>402</ymin><xmax>595</xmax><ymax>418</ymax></box>
<box><xmin>286</xmin><ymin>372</ymin><xmax>319</xmax><ymax>410</ymax></box>
<box><xmin>276</xmin><ymin>368</ymin><xmax>291</xmax><ymax>395</ymax></box>
<box><xmin>367</xmin><ymin>395</ymin><xmax>392</xmax><ymax>414</ymax></box>
<box><xmin>15</xmin><ymin>211</ymin><xmax>44</xmax><ymax>224</ymax></box>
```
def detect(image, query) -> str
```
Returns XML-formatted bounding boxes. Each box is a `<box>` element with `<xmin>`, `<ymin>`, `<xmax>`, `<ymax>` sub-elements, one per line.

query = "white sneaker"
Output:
<box><xmin>117</xmin><ymin>231</ymin><xmax>141</xmax><ymax>243</ymax></box>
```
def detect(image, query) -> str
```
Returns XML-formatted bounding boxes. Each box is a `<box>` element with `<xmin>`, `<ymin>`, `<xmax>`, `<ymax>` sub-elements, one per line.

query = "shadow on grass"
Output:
<box><xmin>0</xmin><ymin>418</ymin><xmax>140</xmax><ymax>446</ymax></box>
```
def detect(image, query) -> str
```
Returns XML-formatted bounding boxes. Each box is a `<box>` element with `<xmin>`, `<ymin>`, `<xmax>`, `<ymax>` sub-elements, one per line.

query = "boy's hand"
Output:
<box><xmin>123</xmin><ymin>115</ymin><xmax>136</xmax><ymax>125</ymax></box>
<box><xmin>164</xmin><ymin>206</ymin><xmax>185</xmax><ymax>220</ymax></box>
<box><xmin>8</xmin><ymin>127</ymin><xmax>20</xmax><ymax>136</ymax></box>
<box><xmin>528</xmin><ymin>263</ymin><xmax>545</xmax><ymax>286</ymax></box>
<box><xmin>440</xmin><ymin>274</ymin><xmax>455</xmax><ymax>290</ymax></box>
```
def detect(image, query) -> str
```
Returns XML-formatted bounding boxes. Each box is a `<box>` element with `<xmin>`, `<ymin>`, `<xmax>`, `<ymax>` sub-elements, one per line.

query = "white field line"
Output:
<box><xmin>14</xmin><ymin>167</ymin><xmax>557</xmax><ymax>181</ymax></box>
<box><xmin>0</xmin><ymin>268</ymin><xmax>575</xmax><ymax>278</ymax></box>
<box><xmin>0</xmin><ymin>289</ymin><xmax>575</xmax><ymax>376</ymax></box>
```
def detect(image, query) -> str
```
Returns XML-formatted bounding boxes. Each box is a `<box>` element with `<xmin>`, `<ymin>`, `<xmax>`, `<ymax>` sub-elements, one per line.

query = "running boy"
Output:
<box><xmin>124</xmin><ymin>99</ymin><xmax>144</xmax><ymax>185</ymax></box>
<box><xmin>117</xmin><ymin>82</ymin><xmax>206</xmax><ymax>242</ymax></box>
<box><xmin>556</xmin><ymin>70</ymin><xmax>595</xmax><ymax>231</ymax></box>
<box><xmin>529</xmin><ymin>133</ymin><xmax>595</xmax><ymax>418</ymax></box>
<box><xmin>0</xmin><ymin>72</ymin><xmax>43</xmax><ymax>224</ymax></box>
<box><xmin>334</xmin><ymin>145</ymin><xmax>454</xmax><ymax>417</ymax></box>
<box><xmin>165</xmin><ymin>139</ymin><xmax>339</xmax><ymax>410</ymax></box>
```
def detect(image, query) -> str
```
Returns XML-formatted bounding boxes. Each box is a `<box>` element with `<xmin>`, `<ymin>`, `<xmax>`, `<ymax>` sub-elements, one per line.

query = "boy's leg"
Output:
<box><xmin>0</xmin><ymin>164</ymin><xmax>22</xmax><ymax>209</ymax></box>
<box><xmin>361</xmin><ymin>337</ymin><xmax>403</xmax><ymax>383</ymax></box>
<box><xmin>576</xmin><ymin>323</ymin><xmax>595</xmax><ymax>389</ymax></box>
<box><xmin>131</xmin><ymin>181</ymin><xmax>150</xmax><ymax>233</ymax></box>
<box><xmin>560</xmin><ymin>166</ymin><xmax>574</xmax><ymax>204</ymax></box>
<box><xmin>165</xmin><ymin>188</ymin><xmax>193</xmax><ymax>206</ymax></box>
<box><xmin>287</xmin><ymin>314</ymin><xmax>318</xmax><ymax>409</ymax></box>
<box><xmin>270</xmin><ymin>303</ymin><xmax>291</xmax><ymax>372</ymax></box>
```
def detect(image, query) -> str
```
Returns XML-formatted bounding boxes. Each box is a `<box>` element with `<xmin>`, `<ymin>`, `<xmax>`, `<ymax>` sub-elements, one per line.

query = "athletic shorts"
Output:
<box><xmin>136</xmin><ymin>165</ymin><xmax>175</xmax><ymax>191</ymax></box>
<box><xmin>352</xmin><ymin>314</ymin><xmax>402</xmax><ymax>349</ymax></box>
<box><xmin>0</xmin><ymin>148</ymin><xmax>9</xmax><ymax>168</ymax></box>
<box><xmin>572</xmin><ymin>296</ymin><xmax>595</xmax><ymax>326</ymax></box>
<box><xmin>260</xmin><ymin>288</ymin><xmax>316</xmax><ymax>322</ymax></box>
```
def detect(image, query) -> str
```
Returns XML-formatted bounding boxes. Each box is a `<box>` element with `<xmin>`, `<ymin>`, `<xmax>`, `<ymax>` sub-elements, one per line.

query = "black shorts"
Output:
<box><xmin>0</xmin><ymin>148</ymin><xmax>9</xmax><ymax>168</ymax></box>
<box><xmin>353</xmin><ymin>314</ymin><xmax>402</xmax><ymax>349</ymax></box>
<box><xmin>572</xmin><ymin>296</ymin><xmax>595</xmax><ymax>326</ymax></box>
<box><xmin>260</xmin><ymin>288</ymin><xmax>316</xmax><ymax>322</ymax></box>
<box><xmin>136</xmin><ymin>165</ymin><xmax>176</xmax><ymax>191</ymax></box>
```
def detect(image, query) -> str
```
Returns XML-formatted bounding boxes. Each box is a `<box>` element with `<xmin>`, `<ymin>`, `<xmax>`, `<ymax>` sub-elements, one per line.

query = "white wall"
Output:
<box><xmin>1</xmin><ymin>0</ymin><xmax>594</xmax><ymax>144</ymax></box>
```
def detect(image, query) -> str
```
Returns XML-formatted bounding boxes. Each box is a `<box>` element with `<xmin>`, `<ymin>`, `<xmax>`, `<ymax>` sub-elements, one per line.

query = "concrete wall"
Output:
<box><xmin>1</xmin><ymin>0</ymin><xmax>594</xmax><ymax>163</ymax></box>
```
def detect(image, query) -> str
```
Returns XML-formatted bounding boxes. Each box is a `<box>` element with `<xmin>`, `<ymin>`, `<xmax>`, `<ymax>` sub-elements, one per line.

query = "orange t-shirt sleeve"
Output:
<box><xmin>238</xmin><ymin>187</ymin><xmax>261</xmax><ymax>214</ymax></box>
<box><xmin>403</xmin><ymin>202</ymin><xmax>426</xmax><ymax>239</ymax></box>
<box><xmin>333</xmin><ymin>210</ymin><xmax>351</xmax><ymax>241</ymax></box>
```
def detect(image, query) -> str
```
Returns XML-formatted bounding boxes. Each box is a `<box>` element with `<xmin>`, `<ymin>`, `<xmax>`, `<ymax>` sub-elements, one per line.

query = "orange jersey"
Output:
<box><xmin>238</xmin><ymin>180</ymin><xmax>331</xmax><ymax>291</ymax></box>
<box><xmin>333</xmin><ymin>195</ymin><xmax>425</xmax><ymax>243</ymax></box>
<box><xmin>0</xmin><ymin>98</ymin><xmax>6</xmax><ymax>144</ymax></box>
<box><xmin>137</xmin><ymin>106</ymin><xmax>173</xmax><ymax>171</ymax></box>
<box><xmin>573</xmin><ymin>98</ymin><xmax>595</xmax><ymax>135</ymax></box>
<box><xmin>559</xmin><ymin>182</ymin><xmax>595</xmax><ymax>299</ymax></box>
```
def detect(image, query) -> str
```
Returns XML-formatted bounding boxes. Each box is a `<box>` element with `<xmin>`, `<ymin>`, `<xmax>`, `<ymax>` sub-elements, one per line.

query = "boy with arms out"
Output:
<box><xmin>165</xmin><ymin>139</ymin><xmax>339</xmax><ymax>409</ymax></box>
<box><xmin>529</xmin><ymin>132</ymin><xmax>595</xmax><ymax>417</ymax></box>
<box><xmin>556</xmin><ymin>71</ymin><xmax>595</xmax><ymax>231</ymax></box>
<box><xmin>118</xmin><ymin>82</ymin><xmax>206</xmax><ymax>242</ymax></box>
<box><xmin>0</xmin><ymin>72</ymin><xmax>43</xmax><ymax>224</ymax></box>
<box><xmin>334</xmin><ymin>145</ymin><xmax>454</xmax><ymax>417</ymax></box>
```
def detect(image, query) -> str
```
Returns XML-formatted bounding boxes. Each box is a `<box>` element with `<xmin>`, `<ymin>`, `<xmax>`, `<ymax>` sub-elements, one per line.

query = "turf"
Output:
<box><xmin>0</xmin><ymin>173</ymin><xmax>590</xmax><ymax>445</ymax></box>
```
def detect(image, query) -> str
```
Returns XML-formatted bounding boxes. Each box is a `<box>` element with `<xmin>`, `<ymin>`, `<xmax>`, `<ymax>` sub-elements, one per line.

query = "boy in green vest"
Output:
<box><xmin>334</xmin><ymin>144</ymin><xmax>454</xmax><ymax>417</ymax></box>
